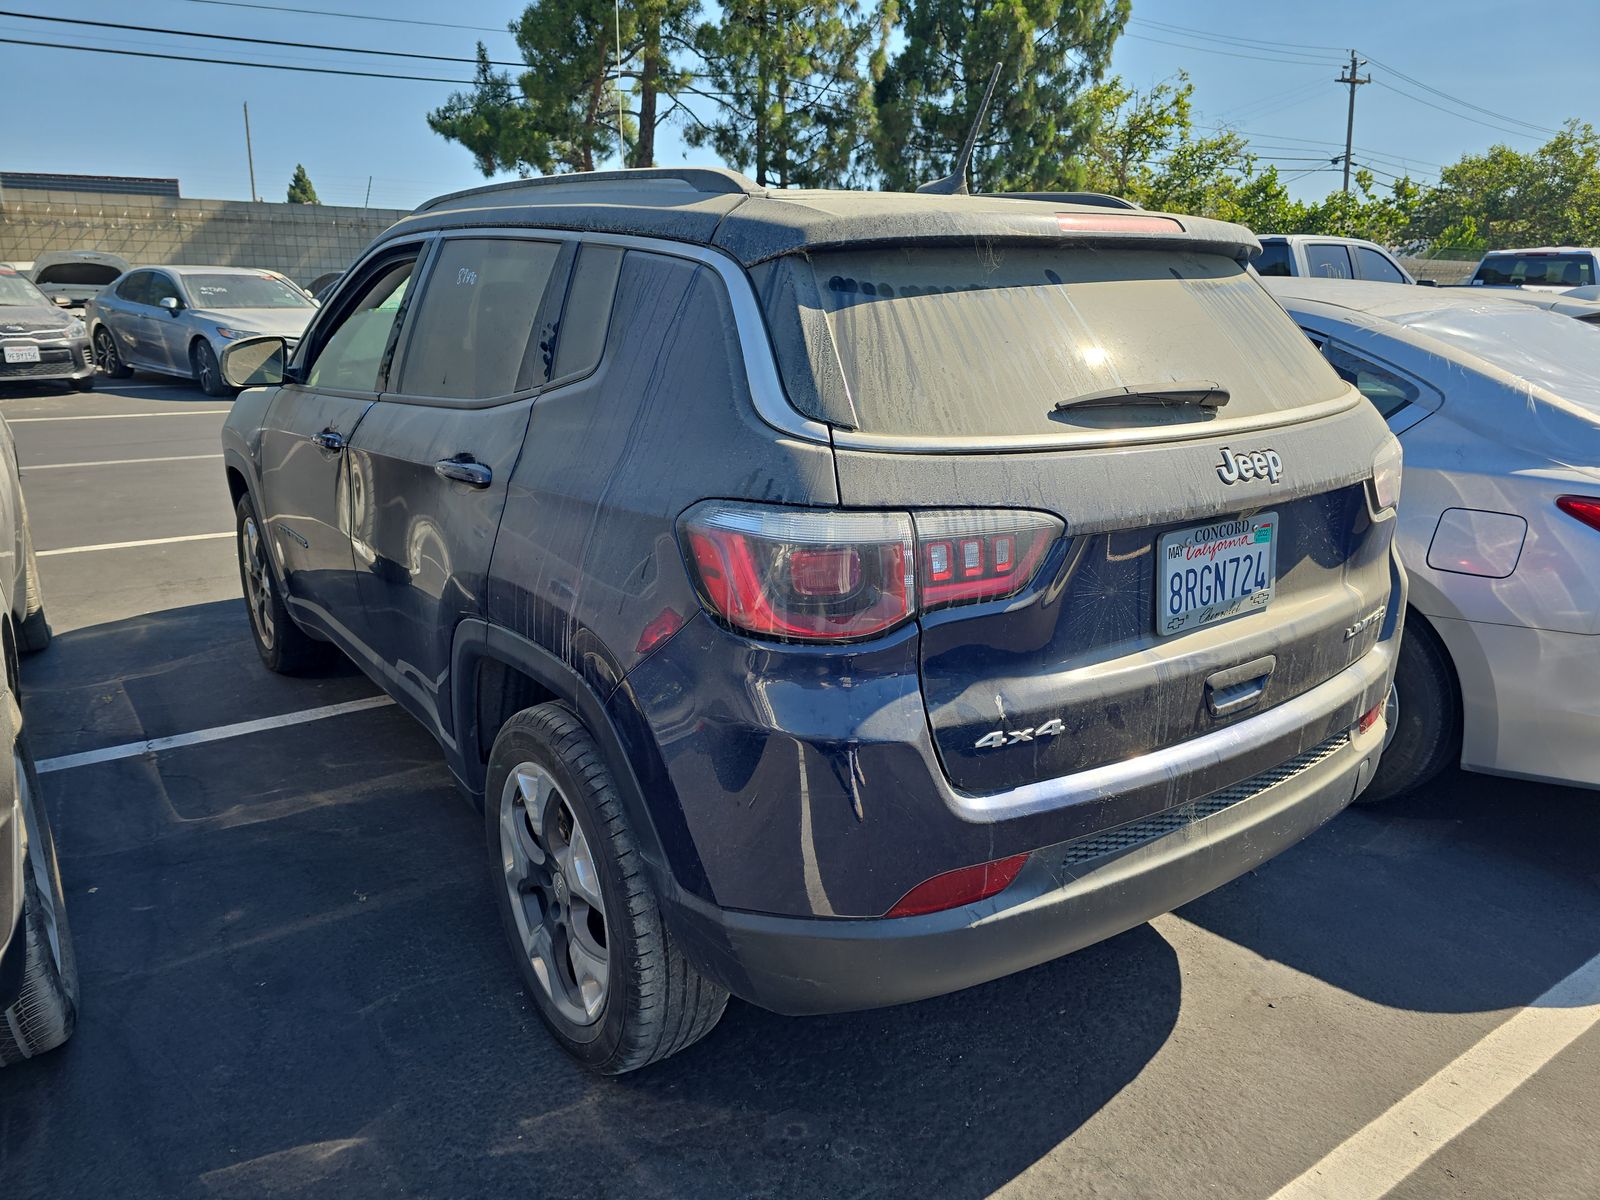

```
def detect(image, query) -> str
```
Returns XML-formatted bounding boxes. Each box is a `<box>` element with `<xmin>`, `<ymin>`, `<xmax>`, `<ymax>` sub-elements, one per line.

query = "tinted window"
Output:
<box><xmin>147</xmin><ymin>273</ymin><xmax>182</xmax><ymax>308</ymax></box>
<box><xmin>1320</xmin><ymin>343</ymin><xmax>1419</xmax><ymax>418</ymax></box>
<box><xmin>1305</xmin><ymin>243</ymin><xmax>1354</xmax><ymax>279</ymax></box>
<box><xmin>398</xmin><ymin>238</ymin><xmax>559</xmax><ymax>400</ymax></box>
<box><xmin>761</xmin><ymin>246</ymin><xmax>1343</xmax><ymax>438</ymax></box>
<box><xmin>307</xmin><ymin>259</ymin><xmax>414</xmax><ymax>392</ymax></box>
<box><xmin>1474</xmin><ymin>253</ymin><xmax>1595</xmax><ymax>287</ymax></box>
<box><xmin>116</xmin><ymin>271</ymin><xmax>153</xmax><ymax>304</ymax></box>
<box><xmin>34</xmin><ymin>263</ymin><xmax>120</xmax><ymax>286</ymax></box>
<box><xmin>552</xmin><ymin>244</ymin><xmax>624</xmax><ymax>382</ymax></box>
<box><xmin>182</xmin><ymin>273</ymin><xmax>312</xmax><ymax>309</ymax></box>
<box><xmin>1355</xmin><ymin>246</ymin><xmax>1407</xmax><ymax>284</ymax></box>
<box><xmin>1255</xmin><ymin>241</ymin><xmax>1294</xmax><ymax>277</ymax></box>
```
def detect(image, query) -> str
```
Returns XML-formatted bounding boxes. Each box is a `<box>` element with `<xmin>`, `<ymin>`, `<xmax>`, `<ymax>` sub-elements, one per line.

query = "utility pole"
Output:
<box><xmin>243</xmin><ymin>102</ymin><xmax>259</xmax><ymax>202</ymax></box>
<box><xmin>363</xmin><ymin>176</ymin><xmax>372</xmax><ymax>209</ymax></box>
<box><xmin>1338</xmin><ymin>50</ymin><xmax>1370</xmax><ymax>194</ymax></box>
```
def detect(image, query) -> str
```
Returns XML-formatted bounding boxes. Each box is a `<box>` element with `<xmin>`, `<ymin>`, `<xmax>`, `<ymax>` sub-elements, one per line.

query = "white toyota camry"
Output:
<box><xmin>1265</xmin><ymin>278</ymin><xmax>1600</xmax><ymax>800</ymax></box>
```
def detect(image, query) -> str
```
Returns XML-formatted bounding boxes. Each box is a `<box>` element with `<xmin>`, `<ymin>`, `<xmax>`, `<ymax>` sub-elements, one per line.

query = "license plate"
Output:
<box><xmin>1157</xmin><ymin>513</ymin><xmax>1278</xmax><ymax>636</ymax></box>
<box><xmin>3</xmin><ymin>345</ymin><xmax>40</xmax><ymax>365</ymax></box>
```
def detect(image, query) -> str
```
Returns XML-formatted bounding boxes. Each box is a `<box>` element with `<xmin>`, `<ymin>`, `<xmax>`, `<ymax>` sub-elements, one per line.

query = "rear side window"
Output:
<box><xmin>397</xmin><ymin>238</ymin><xmax>559</xmax><ymax>400</ymax></box>
<box><xmin>116</xmin><ymin>272</ymin><xmax>153</xmax><ymax>304</ymax></box>
<box><xmin>1320</xmin><ymin>343</ymin><xmax>1419</xmax><ymax>418</ymax></box>
<box><xmin>307</xmin><ymin>259</ymin><xmax>414</xmax><ymax>392</ymax></box>
<box><xmin>1305</xmin><ymin>243</ymin><xmax>1354</xmax><ymax>279</ymax></box>
<box><xmin>760</xmin><ymin>245</ymin><xmax>1344</xmax><ymax>439</ymax></box>
<box><xmin>551</xmin><ymin>244</ymin><xmax>624</xmax><ymax>383</ymax></box>
<box><xmin>1254</xmin><ymin>241</ymin><xmax>1293</xmax><ymax>276</ymax></box>
<box><xmin>1355</xmin><ymin>247</ymin><xmax>1407</xmax><ymax>284</ymax></box>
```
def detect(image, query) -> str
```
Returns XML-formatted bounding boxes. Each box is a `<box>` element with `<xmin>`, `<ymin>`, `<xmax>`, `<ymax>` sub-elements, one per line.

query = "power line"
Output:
<box><xmin>1121</xmin><ymin>32</ymin><xmax>1341</xmax><ymax>68</ymax></box>
<box><xmin>1128</xmin><ymin>18</ymin><xmax>1347</xmax><ymax>55</ymax></box>
<box><xmin>1362</xmin><ymin>53</ymin><xmax>1558</xmax><ymax>136</ymax></box>
<box><xmin>0</xmin><ymin>9</ymin><xmax>526</xmax><ymax>67</ymax></box>
<box><xmin>1372</xmin><ymin>80</ymin><xmax>1544</xmax><ymax>141</ymax></box>
<box><xmin>167</xmin><ymin>0</ymin><xmax>513</xmax><ymax>37</ymax></box>
<box><xmin>0</xmin><ymin>35</ymin><xmax>472</xmax><ymax>83</ymax></box>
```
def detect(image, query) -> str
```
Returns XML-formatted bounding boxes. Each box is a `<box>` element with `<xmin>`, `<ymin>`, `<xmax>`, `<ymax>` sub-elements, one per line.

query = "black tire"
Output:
<box><xmin>234</xmin><ymin>493</ymin><xmax>329</xmax><ymax>674</ymax></box>
<box><xmin>67</xmin><ymin>376</ymin><xmax>95</xmax><ymax>393</ymax></box>
<box><xmin>0</xmin><ymin>741</ymin><xmax>79</xmax><ymax>1066</ymax></box>
<box><xmin>1360</xmin><ymin>615</ymin><xmax>1461</xmax><ymax>804</ymax></box>
<box><xmin>17</xmin><ymin>523</ymin><xmax>50</xmax><ymax>654</ymax></box>
<box><xmin>486</xmin><ymin>702</ymin><xmax>727</xmax><ymax>1074</ymax></box>
<box><xmin>92</xmin><ymin>326</ymin><xmax>132</xmax><ymax>379</ymax></box>
<box><xmin>192</xmin><ymin>340</ymin><xmax>233</xmax><ymax>398</ymax></box>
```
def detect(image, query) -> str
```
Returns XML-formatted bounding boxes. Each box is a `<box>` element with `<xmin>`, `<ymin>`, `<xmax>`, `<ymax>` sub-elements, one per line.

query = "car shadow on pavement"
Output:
<box><xmin>1176</xmin><ymin>767</ymin><xmax>1600</xmax><ymax>1014</ymax></box>
<box><xmin>1</xmin><ymin>600</ymin><xmax>1185</xmax><ymax>1200</ymax></box>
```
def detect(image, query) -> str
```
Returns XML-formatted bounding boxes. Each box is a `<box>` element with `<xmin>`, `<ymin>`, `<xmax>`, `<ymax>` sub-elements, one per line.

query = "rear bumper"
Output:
<box><xmin>670</xmin><ymin>716</ymin><xmax>1384</xmax><ymax>1015</ymax></box>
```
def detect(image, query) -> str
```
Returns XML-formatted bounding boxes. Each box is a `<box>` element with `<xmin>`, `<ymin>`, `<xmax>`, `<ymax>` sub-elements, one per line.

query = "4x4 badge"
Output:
<box><xmin>975</xmin><ymin>718</ymin><xmax>1065</xmax><ymax>750</ymax></box>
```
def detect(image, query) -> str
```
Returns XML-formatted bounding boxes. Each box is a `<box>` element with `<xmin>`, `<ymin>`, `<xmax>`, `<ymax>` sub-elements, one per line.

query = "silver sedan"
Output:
<box><xmin>86</xmin><ymin>266</ymin><xmax>317</xmax><ymax>396</ymax></box>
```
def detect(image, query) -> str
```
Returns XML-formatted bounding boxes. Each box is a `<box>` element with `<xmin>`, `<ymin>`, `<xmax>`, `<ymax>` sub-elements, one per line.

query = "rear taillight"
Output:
<box><xmin>886</xmin><ymin>853</ymin><xmax>1030</xmax><ymax>917</ymax></box>
<box><xmin>1557</xmin><ymin>495</ymin><xmax>1600</xmax><ymax>533</ymax></box>
<box><xmin>679</xmin><ymin>502</ymin><xmax>1063</xmax><ymax>643</ymax></box>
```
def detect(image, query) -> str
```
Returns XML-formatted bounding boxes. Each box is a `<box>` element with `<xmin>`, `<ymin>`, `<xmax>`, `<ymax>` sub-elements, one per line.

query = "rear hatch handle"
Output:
<box><xmin>1205</xmin><ymin>654</ymin><xmax>1276</xmax><ymax>717</ymax></box>
<box><xmin>1052</xmin><ymin>380</ymin><xmax>1230</xmax><ymax>411</ymax></box>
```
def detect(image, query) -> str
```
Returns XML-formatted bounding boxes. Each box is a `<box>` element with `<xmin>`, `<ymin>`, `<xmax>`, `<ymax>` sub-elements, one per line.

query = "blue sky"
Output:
<box><xmin>0</xmin><ymin>0</ymin><xmax>1592</xmax><ymax>210</ymax></box>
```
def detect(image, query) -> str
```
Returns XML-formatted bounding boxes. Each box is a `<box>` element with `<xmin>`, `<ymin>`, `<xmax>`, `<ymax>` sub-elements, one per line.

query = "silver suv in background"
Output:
<box><xmin>1469</xmin><ymin>247</ymin><xmax>1600</xmax><ymax>292</ymax></box>
<box><xmin>1255</xmin><ymin>235</ymin><xmax>1419</xmax><ymax>284</ymax></box>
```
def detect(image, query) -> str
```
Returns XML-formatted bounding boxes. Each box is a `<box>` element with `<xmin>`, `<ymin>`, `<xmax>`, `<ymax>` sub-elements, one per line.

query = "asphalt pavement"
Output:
<box><xmin>0</xmin><ymin>374</ymin><xmax>1595</xmax><ymax>1200</ymax></box>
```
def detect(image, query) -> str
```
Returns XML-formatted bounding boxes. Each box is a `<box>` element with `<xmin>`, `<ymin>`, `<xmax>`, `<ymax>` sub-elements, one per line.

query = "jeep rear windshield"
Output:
<box><xmin>757</xmin><ymin>245</ymin><xmax>1344</xmax><ymax>438</ymax></box>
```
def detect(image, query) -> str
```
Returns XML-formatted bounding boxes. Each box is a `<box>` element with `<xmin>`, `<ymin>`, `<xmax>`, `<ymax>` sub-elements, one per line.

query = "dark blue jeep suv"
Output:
<box><xmin>219</xmin><ymin>168</ymin><xmax>1405</xmax><ymax>1073</ymax></box>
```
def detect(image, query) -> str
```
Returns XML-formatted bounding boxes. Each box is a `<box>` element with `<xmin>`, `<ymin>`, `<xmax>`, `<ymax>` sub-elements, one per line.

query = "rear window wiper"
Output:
<box><xmin>1052</xmin><ymin>380</ymin><xmax>1230</xmax><ymax>412</ymax></box>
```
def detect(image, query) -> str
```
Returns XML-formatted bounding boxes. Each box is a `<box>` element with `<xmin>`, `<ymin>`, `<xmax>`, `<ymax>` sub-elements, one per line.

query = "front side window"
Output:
<box><xmin>1319</xmin><ymin>342</ymin><xmax>1420</xmax><ymax>418</ymax></box>
<box><xmin>183</xmin><ymin>273</ymin><xmax>312</xmax><ymax>310</ymax></box>
<box><xmin>1355</xmin><ymin>247</ymin><xmax>1407</xmax><ymax>284</ymax></box>
<box><xmin>396</xmin><ymin>238</ymin><xmax>560</xmax><ymax>400</ymax></box>
<box><xmin>1305</xmin><ymin>243</ymin><xmax>1354</xmax><ymax>279</ymax></box>
<box><xmin>305</xmin><ymin>258</ymin><xmax>415</xmax><ymax>392</ymax></box>
<box><xmin>147</xmin><ymin>273</ymin><xmax>182</xmax><ymax>308</ymax></box>
<box><xmin>116</xmin><ymin>271</ymin><xmax>154</xmax><ymax>304</ymax></box>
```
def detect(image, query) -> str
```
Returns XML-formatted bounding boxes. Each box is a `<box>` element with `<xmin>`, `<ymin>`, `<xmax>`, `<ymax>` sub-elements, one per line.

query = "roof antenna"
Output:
<box><xmin>916</xmin><ymin>62</ymin><xmax>1003</xmax><ymax>195</ymax></box>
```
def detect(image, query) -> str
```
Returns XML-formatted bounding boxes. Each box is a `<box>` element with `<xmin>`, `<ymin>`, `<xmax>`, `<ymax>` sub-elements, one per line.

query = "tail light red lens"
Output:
<box><xmin>886</xmin><ymin>853</ymin><xmax>1030</xmax><ymax>917</ymax></box>
<box><xmin>679</xmin><ymin>502</ymin><xmax>1064</xmax><ymax>643</ymax></box>
<box><xmin>1556</xmin><ymin>495</ymin><xmax>1600</xmax><ymax>533</ymax></box>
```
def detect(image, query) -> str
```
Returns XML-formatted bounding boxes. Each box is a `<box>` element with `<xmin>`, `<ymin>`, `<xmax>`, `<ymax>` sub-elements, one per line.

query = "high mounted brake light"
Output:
<box><xmin>679</xmin><ymin>502</ymin><xmax>1063</xmax><ymax>643</ymax></box>
<box><xmin>1055</xmin><ymin>212</ymin><xmax>1184</xmax><ymax>235</ymax></box>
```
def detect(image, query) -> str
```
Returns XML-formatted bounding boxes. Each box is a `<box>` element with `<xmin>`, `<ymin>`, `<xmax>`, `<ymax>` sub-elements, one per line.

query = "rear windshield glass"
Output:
<box><xmin>761</xmin><ymin>246</ymin><xmax>1343</xmax><ymax>438</ymax></box>
<box><xmin>1474</xmin><ymin>254</ymin><xmax>1594</xmax><ymax>288</ymax></box>
<box><xmin>183</xmin><ymin>273</ymin><xmax>312</xmax><ymax>309</ymax></box>
<box><xmin>34</xmin><ymin>263</ymin><xmax>120</xmax><ymax>286</ymax></box>
<box><xmin>1398</xmin><ymin>305</ymin><xmax>1600</xmax><ymax>416</ymax></box>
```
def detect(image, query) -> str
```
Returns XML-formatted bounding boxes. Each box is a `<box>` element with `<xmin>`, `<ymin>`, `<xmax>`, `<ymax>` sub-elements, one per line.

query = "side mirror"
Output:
<box><xmin>1416</xmin><ymin>279</ymin><xmax>1439</xmax><ymax>287</ymax></box>
<box><xmin>221</xmin><ymin>335</ymin><xmax>288</xmax><ymax>389</ymax></box>
<box><xmin>53</xmin><ymin>296</ymin><xmax>73</xmax><ymax>308</ymax></box>
<box><xmin>159</xmin><ymin>295</ymin><xmax>183</xmax><ymax>315</ymax></box>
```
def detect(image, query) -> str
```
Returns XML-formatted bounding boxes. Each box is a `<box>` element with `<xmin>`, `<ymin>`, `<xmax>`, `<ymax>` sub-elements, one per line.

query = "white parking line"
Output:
<box><xmin>6</xmin><ymin>410</ymin><xmax>231</xmax><ymax>423</ymax></box>
<box><xmin>1268</xmin><ymin>949</ymin><xmax>1600</xmax><ymax>1200</ymax></box>
<box><xmin>38</xmin><ymin>531</ymin><xmax>233</xmax><ymax>557</ymax></box>
<box><xmin>25</xmin><ymin>453</ymin><xmax>223</xmax><ymax>471</ymax></box>
<box><xmin>36</xmin><ymin>695</ymin><xmax>397</xmax><ymax>774</ymax></box>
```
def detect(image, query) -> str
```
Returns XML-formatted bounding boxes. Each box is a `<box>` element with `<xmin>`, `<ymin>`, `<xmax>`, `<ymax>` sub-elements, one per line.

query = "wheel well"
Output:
<box><xmin>188</xmin><ymin>336</ymin><xmax>210</xmax><ymax>365</ymax></box>
<box><xmin>1</xmin><ymin>616</ymin><xmax>19</xmax><ymax>697</ymax></box>
<box><xmin>224</xmin><ymin>466</ymin><xmax>248</xmax><ymax>508</ymax></box>
<box><xmin>1403</xmin><ymin>605</ymin><xmax>1464</xmax><ymax>727</ymax></box>
<box><xmin>473</xmin><ymin>657</ymin><xmax>559</xmax><ymax>775</ymax></box>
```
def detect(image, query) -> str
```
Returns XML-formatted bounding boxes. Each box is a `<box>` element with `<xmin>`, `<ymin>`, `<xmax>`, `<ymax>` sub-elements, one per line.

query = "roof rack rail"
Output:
<box><xmin>990</xmin><ymin>191</ymin><xmax>1142</xmax><ymax>211</ymax></box>
<box><xmin>414</xmin><ymin>166</ymin><xmax>764</xmax><ymax>213</ymax></box>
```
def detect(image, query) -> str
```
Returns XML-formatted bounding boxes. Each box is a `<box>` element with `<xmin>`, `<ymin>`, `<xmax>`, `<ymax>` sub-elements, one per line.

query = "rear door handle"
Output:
<box><xmin>434</xmin><ymin>457</ymin><xmax>492</xmax><ymax>488</ymax></box>
<box><xmin>1205</xmin><ymin>654</ymin><xmax>1276</xmax><ymax>717</ymax></box>
<box><xmin>310</xmin><ymin>430</ymin><xmax>345</xmax><ymax>452</ymax></box>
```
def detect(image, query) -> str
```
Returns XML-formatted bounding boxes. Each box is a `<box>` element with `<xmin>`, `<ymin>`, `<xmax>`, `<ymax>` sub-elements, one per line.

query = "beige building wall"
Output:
<box><xmin>0</xmin><ymin>188</ymin><xmax>409</xmax><ymax>285</ymax></box>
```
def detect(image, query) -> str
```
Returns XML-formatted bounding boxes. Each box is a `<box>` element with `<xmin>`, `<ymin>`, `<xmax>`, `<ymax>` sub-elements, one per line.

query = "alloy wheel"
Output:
<box><xmin>93</xmin><ymin>329</ymin><xmax>118</xmax><ymax>373</ymax></box>
<box><xmin>240</xmin><ymin>516</ymin><xmax>275</xmax><ymax>650</ymax></box>
<box><xmin>498</xmin><ymin>762</ymin><xmax>610</xmax><ymax>1026</ymax></box>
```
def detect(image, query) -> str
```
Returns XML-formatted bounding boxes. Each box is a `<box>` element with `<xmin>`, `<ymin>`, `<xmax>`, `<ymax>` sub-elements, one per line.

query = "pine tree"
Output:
<box><xmin>286</xmin><ymin>164</ymin><xmax>320</xmax><ymax>204</ymax></box>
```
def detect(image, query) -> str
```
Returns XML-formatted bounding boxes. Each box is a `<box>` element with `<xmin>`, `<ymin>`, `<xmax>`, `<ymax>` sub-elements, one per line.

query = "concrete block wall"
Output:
<box><xmin>0</xmin><ymin>189</ymin><xmax>411</xmax><ymax>286</ymax></box>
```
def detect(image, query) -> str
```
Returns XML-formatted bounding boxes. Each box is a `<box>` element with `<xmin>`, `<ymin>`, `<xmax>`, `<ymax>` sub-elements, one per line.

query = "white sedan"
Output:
<box><xmin>1265</xmin><ymin>278</ymin><xmax>1600</xmax><ymax>799</ymax></box>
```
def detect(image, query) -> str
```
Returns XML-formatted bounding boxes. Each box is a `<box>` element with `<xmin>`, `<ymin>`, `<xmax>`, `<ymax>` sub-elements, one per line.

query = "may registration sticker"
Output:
<box><xmin>1156</xmin><ymin>513</ymin><xmax>1278</xmax><ymax>637</ymax></box>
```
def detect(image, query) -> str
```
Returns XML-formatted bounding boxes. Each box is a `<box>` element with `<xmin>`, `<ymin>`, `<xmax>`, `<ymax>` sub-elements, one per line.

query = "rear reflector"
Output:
<box><xmin>1358</xmin><ymin>702</ymin><xmax>1383</xmax><ymax>734</ymax></box>
<box><xmin>1556</xmin><ymin>495</ymin><xmax>1600</xmax><ymax>533</ymax></box>
<box><xmin>1055</xmin><ymin>212</ymin><xmax>1184</xmax><ymax>235</ymax></box>
<box><xmin>886</xmin><ymin>853</ymin><xmax>1030</xmax><ymax>918</ymax></box>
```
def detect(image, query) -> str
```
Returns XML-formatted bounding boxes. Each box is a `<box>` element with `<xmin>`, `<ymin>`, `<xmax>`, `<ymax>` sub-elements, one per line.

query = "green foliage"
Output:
<box><xmin>286</xmin><ymin>164</ymin><xmax>319</xmax><ymax>205</ymax></box>
<box><xmin>872</xmin><ymin>0</ymin><xmax>1130</xmax><ymax>192</ymax></box>
<box><xmin>686</xmin><ymin>0</ymin><xmax>877</xmax><ymax>187</ymax></box>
